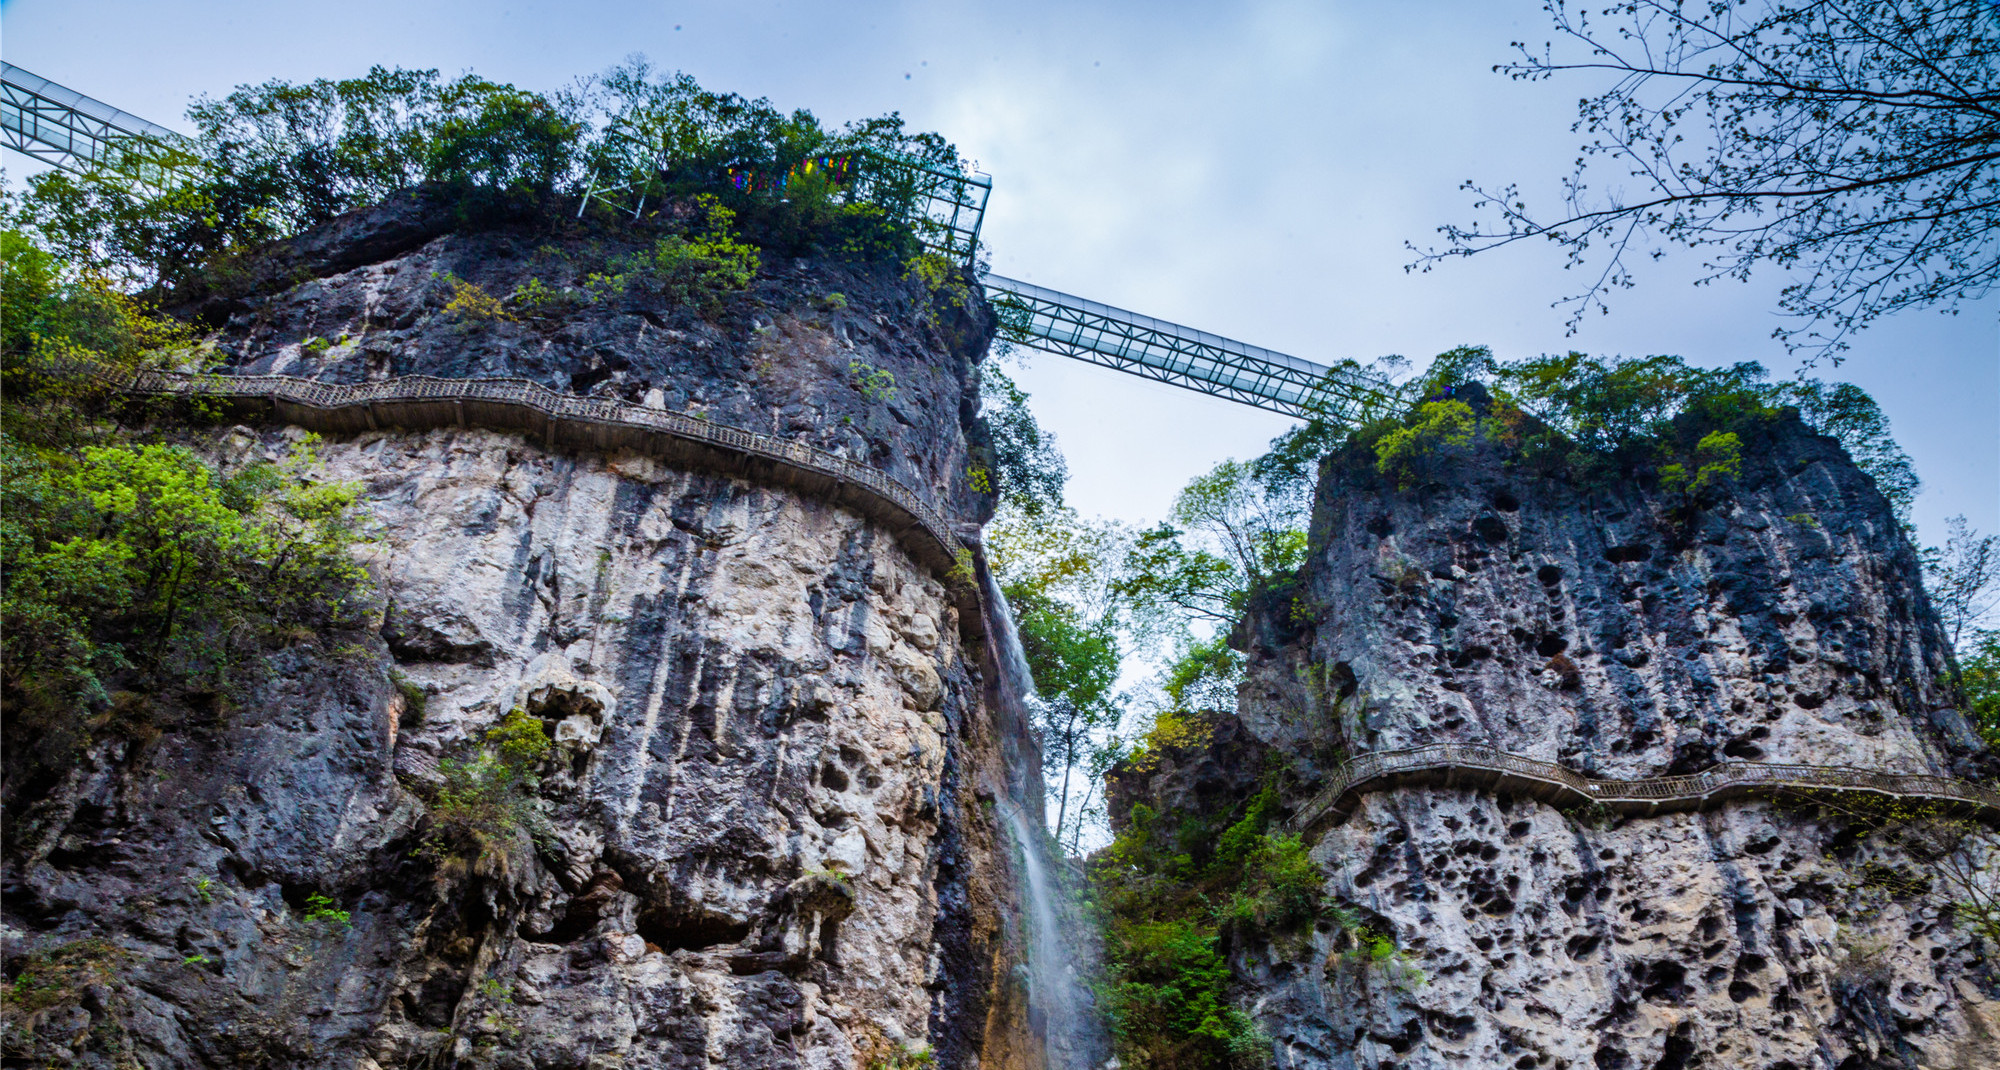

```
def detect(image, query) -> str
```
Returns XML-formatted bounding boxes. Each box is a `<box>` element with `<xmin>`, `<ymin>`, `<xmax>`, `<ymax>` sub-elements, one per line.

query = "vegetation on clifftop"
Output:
<box><xmin>1316</xmin><ymin>346</ymin><xmax>1924</xmax><ymax>521</ymax></box>
<box><xmin>8</xmin><ymin>60</ymin><xmax>969</xmax><ymax>300</ymax></box>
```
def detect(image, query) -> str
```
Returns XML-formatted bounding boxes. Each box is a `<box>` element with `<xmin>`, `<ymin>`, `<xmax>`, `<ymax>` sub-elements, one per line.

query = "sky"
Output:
<box><xmin>5</xmin><ymin>0</ymin><xmax>1995</xmax><ymax>551</ymax></box>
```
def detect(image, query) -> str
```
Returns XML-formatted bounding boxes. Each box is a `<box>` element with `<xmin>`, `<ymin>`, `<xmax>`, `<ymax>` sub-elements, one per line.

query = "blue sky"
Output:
<box><xmin>5</xmin><ymin>0</ymin><xmax>1994</xmax><ymax>549</ymax></box>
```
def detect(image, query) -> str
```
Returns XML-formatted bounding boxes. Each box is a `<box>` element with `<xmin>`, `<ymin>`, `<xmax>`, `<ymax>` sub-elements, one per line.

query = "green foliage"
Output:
<box><xmin>302</xmin><ymin>893</ymin><xmax>351</xmax><ymax>929</ymax></box>
<box><xmin>421</xmin><ymin>707</ymin><xmax>552</xmax><ymax>874</ymax></box>
<box><xmin>507</xmin><ymin>276</ymin><xmax>584</xmax><ymax>318</ymax></box>
<box><xmin>1100</xmin><ymin>917</ymin><xmax>1257</xmax><ymax>1068</ymax></box>
<box><xmin>1474</xmin><ymin>351</ymin><xmax>1915</xmax><ymax>514</ymax></box>
<box><xmin>6</xmin><ymin>60</ymin><xmax>959</xmax><ymax>297</ymax></box>
<box><xmin>1215</xmin><ymin>834</ymin><xmax>1324</xmax><ymax>934</ymax></box>
<box><xmin>1212</xmin><ymin>787</ymin><xmax>1277</xmax><ymax>869</ymax></box>
<box><xmin>1115</xmin><ymin>458</ymin><xmax>1306</xmax><ymax>667</ymax></box>
<box><xmin>1958</xmin><ymin>631</ymin><xmax>2000</xmax><ymax>748</ymax></box>
<box><xmin>2</xmin><ymin>435</ymin><xmax>369</xmax><ymax>750</ymax></box>
<box><xmin>1123</xmin><ymin>710</ymin><xmax>1216</xmax><ymax>777</ymax></box>
<box><xmin>1372</xmin><ymin>399</ymin><xmax>1475</xmax><ymax>487</ymax></box>
<box><xmin>439</xmin><ymin>272</ymin><xmax>513</xmax><ymax>323</ymax></box>
<box><xmin>849</xmin><ymin>360</ymin><xmax>898</xmax><ymax>402</ymax></box>
<box><xmin>1159</xmin><ymin>635</ymin><xmax>1245</xmax><ymax>717</ymax></box>
<box><xmin>598</xmin><ymin>195</ymin><xmax>759</xmax><ymax>314</ymax></box>
<box><xmin>13</xmin><ymin>67</ymin><xmax>584</xmax><ymax>293</ymax></box>
<box><xmin>1</xmin><ymin>228</ymin><xmax>197</xmax><ymax>431</ymax></box>
<box><xmin>1769</xmin><ymin>379</ymin><xmax>1920</xmax><ymax>519</ymax></box>
<box><xmin>3</xmin><ymin>938</ymin><xmax>124</xmax><ymax>1017</ymax></box>
<box><xmin>905</xmin><ymin>251</ymin><xmax>971</xmax><ymax>322</ymax></box>
<box><xmin>1658</xmin><ymin>430</ymin><xmax>1743</xmax><ymax>499</ymax></box>
<box><xmin>865</xmin><ymin>1044</ymin><xmax>937</xmax><ymax>1070</ymax></box>
<box><xmin>575</xmin><ymin>59</ymin><xmax>957</xmax><ymax>261</ymax></box>
<box><xmin>1277</xmin><ymin>348</ymin><xmax>1918</xmax><ymax>520</ymax></box>
<box><xmin>2</xmin><ymin>229</ymin><xmax>373</xmax><ymax>772</ymax></box>
<box><xmin>987</xmin><ymin>505</ymin><xmax>1130</xmax><ymax>848</ymax></box>
<box><xmin>947</xmin><ymin>547</ymin><xmax>976</xmax><ymax>584</ymax></box>
<box><xmin>1092</xmin><ymin>781</ymin><xmax>1361</xmax><ymax>1069</ymax></box>
<box><xmin>1010</xmin><ymin>584</ymin><xmax>1120</xmax><ymax>716</ymax></box>
<box><xmin>979</xmin><ymin>366</ymin><xmax>1068</xmax><ymax>517</ymax></box>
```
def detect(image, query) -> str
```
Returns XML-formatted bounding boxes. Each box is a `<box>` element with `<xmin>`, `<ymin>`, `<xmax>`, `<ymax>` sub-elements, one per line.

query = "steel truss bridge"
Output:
<box><xmin>0</xmin><ymin>63</ymin><xmax>1401</xmax><ymax>423</ymax></box>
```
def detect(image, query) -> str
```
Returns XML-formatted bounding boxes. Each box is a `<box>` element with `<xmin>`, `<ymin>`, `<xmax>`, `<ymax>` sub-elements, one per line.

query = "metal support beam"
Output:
<box><xmin>1</xmin><ymin>63</ymin><xmax>186</xmax><ymax>181</ymax></box>
<box><xmin>982</xmin><ymin>274</ymin><xmax>1401</xmax><ymax>422</ymax></box>
<box><xmin>845</xmin><ymin>150</ymin><xmax>990</xmax><ymax>264</ymax></box>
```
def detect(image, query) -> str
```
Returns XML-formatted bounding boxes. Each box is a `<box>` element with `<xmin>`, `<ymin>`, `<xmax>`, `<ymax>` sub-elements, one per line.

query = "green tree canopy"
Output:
<box><xmin>8</xmin><ymin>59</ymin><xmax>967</xmax><ymax>294</ymax></box>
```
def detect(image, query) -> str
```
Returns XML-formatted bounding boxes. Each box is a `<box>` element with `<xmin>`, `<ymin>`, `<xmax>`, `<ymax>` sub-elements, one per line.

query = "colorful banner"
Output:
<box><xmin>725</xmin><ymin>153</ymin><xmax>856</xmax><ymax>194</ymax></box>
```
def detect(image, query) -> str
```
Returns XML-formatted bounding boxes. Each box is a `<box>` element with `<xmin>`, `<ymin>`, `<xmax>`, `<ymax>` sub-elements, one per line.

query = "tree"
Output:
<box><xmin>1926</xmin><ymin>515</ymin><xmax>2000</xmax><ymax>649</ymax></box>
<box><xmin>1116</xmin><ymin>461</ymin><xmax>1308</xmax><ymax>640</ymax></box>
<box><xmin>1414</xmin><ymin>1</ymin><xmax>2000</xmax><ymax>360</ymax></box>
<box><xmin>1958</xmin><ymin>630</ymin><xmax>2000</xmax><ymax>746</ymax></box>
<box><xmin>1115</xmin><ymin>459</ymin><xmax>1311</xmax><ymax>721</ymax></box>
<box><xmin>980</xmin><ymin>365</ymin><xmax>1069</xmax><ymax>518</ymax></box>
<box><xmin>987</xmin><ymin>505</ymin><xmax>1128</xmax><ymax>850</ymax></box>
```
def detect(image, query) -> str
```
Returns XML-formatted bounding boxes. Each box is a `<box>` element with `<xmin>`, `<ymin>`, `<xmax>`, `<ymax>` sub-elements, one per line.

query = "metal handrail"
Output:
<box><xmin>116</xmin><ymin>370</ymin><xmax>972</xmax><ymax>583</ymax></box>
<box><xmin>1287</xmin><ymin>742</ymin><xmax>2000</xmax><ymax>831</ymax></box>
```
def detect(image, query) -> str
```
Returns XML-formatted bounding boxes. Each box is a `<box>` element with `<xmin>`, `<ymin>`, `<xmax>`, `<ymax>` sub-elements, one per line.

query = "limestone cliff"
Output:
<box><xmin>1</xmin><ymin>200</ymin><xmax>1047</xmax><ymax>1069</ymax></box>
<box><xmin>1121</xmin><ymin>409</ymin><xmax>2000</xmax><ymax>1069</ymax></box>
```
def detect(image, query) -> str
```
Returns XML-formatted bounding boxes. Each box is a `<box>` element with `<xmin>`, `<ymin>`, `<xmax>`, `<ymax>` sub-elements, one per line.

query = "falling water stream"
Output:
<box><xmin>978</xmin><ymin>562</ymin><xmax>1105</xmax><ymax>1069</ymax></box>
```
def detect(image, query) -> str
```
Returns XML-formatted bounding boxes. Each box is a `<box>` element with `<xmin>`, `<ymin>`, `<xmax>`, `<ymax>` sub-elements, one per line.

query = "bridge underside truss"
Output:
<box><xmin>982</xmin><ymin>274</ymin><xmax>1399</xmax><ymax>422</ymax></box>
<box><xmin>1</xmin><ymin>63</ymin><xmax>185</xmax><ymax>181</ymax></box>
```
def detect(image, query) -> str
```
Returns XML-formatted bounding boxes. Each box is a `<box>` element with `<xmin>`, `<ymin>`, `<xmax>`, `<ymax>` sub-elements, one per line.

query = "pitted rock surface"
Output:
<box><xmin>1243</xmin><ymin>414</ymin><xmax>1983</xmax><ymax>782</ymax></box>
<box><xmin>1207</xmin><ymin>415</ymin><xmax>2000</xmax><ymax>1069</ymax></box>
<box><xmin>208</xmin><ymin>216</ymin><xmax>994</xmax><ymax>519</ymax></box>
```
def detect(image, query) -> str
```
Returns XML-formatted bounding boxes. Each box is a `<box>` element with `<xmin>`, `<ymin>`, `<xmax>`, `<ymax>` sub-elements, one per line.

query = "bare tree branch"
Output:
<box><xmin>1412</xmin><ymin>0</ymin><xmax>2000</xmax><ymax>364</ymax></box>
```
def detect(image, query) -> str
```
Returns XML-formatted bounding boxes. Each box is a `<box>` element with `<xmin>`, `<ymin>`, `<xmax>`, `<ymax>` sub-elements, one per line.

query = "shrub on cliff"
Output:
<box><xmin>0</xmin><ymin>229</ymin><xmax>372</xmax><ymax>771</ymax></box>
<box><xmin>586</xmin><ymin>194</ymin><xmax>759</xmax><ymax>314</ymax></box>
<box><xmin>1092</xmin><ymin>779</ymin><xmax>1405</xmax><ymax>1068</ymax></box>
<box><xmin>1959</xmin><ymin>631</ymin><xmax>2000</xmax><ymax>748</ymax></box>
<box><xmin>420</xmin><ymin>708</ymin><xmax>553</xmax><ymax>880</ymax></box>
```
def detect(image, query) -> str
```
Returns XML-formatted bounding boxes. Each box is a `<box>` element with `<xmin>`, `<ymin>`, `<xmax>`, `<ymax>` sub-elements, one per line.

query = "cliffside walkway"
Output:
<box><xmin>119</xmin><ymin>370</ymin><xmax>982</xmax><ymax>619</ymax></box>
<box><xmin>1287</xmin><ymin>743</ymin><xmax>2000</xmax><ymax>833</ymax></box>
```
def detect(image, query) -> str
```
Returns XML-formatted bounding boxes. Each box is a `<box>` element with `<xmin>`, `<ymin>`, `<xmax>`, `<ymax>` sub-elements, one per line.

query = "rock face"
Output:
<box><xmin>1131</xmin><ymin>413</ymin><xmax>2000</xmax><ymax>1069</ymax></box>
<box><xmin>2</xmin><ymin>204</ymin><xmax>1046</xmax><ymax>1069</ymax></box>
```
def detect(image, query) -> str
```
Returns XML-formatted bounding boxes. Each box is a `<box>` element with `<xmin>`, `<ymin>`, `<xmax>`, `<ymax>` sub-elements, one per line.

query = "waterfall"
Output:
<box><xmin>979</xmin><ymin>565</ymin><xmax>1040</xmax><ymax>730</ymax></box>
<box><xmin>979</xmin><ymin>560</ymin><xmax>1104</xmax><ymax>1069</ymax></box>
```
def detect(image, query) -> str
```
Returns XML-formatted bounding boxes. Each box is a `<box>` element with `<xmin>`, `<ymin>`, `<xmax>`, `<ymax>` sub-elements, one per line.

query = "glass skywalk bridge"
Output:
<box><xmin>980</xmin><ymin>274</ymin><xmax>1397</xmax><ymax>421</ymax></box>
<box><xmin>1</xmin><ymin>63</ymin><xmax>185</xmax><ymax>177</ymax></box>
<box><xmin>0</xmin><ymin>63</ymin><xmax>1404</xmax><ymax>423</ymax></box>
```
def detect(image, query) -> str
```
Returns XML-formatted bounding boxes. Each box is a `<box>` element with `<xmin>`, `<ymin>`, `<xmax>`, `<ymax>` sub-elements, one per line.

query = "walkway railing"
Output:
<box><xmin>119</xmin><ymin>370</ymin><xmax>976</xmax><ymax>594</ymax></box>
<box><xmin>1286</xmin><ymin>743</ymin><xmax>2000</xmax><ymax>832</ymax></box>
